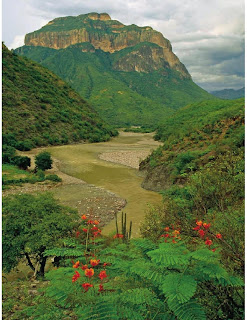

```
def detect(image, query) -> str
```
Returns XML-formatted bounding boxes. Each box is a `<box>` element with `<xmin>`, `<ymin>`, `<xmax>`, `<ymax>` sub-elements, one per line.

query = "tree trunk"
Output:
<box><xmin>25</xmin><ymin>252</ymin><xmax>35</xmax><ymax>271</ymax></box>
<box><xmin>39</xmin><ymin>256</ymin><xmax>47</xmax><ymax>276</ymax></box>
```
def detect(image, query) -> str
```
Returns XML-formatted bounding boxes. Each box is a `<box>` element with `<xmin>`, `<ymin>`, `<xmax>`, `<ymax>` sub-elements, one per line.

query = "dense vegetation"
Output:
<box><xmin>15</xmin><ymin>43</ymin><xmax>212</xmax><ymax>127</ymax></box>
<box><xmin>140</xmin><ymin>98</ymin><xmax>244</xmax><ymax>189</ymax></box>
<box><xmin>2</xmin><ymin>44</ymin><xmax>118</xmax><ymax>153</ymax></box>
<box><xmin>211</xmin><ymin>87</ymin><xmax>244</xmax><ymax>100</ymax></box>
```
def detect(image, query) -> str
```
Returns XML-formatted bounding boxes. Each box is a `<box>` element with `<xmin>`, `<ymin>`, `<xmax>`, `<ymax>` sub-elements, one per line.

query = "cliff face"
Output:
<box><xmin>24</xmin><ymin>12</ymin><xmax>190</xmax><ymax>78</ymax></box>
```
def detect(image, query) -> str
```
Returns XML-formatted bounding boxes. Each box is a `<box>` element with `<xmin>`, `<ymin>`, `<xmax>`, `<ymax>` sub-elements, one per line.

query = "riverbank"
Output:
<box><xmin>4</xmin><ymin>132</ymin><xmax>162</xmax><ymax>236</ymax></box>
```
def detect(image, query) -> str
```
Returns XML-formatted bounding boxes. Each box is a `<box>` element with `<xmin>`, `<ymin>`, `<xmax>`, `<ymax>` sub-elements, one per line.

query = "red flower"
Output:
<box><xmin>216</xmin><ymin>233</ymin><xmax>222</xmax><ymax>239</ymax></box>
<box><xmin>87</xmin><ymin>220</ymin><xmax>94</xmax><ymax>224</ymax></box>
<box><xmin>196</xmin><ymin>220</ymin><xmax>203</xmax><ymax>226</ymax></box>
<box><xmin>164</xmin><ymin>227</ymin><xmax>169</xmax><ymax>231</ymax></box>
<box><xmin>90</xmin><ymin>259</ymin><xmax>100</xmax><ymax>267</ymax></box>
<box><xmin>72</xmin><ymin>271</ymin><xmax>80</xmax><ymax>282</ymax></box>
<box><xmin>93</xmin><ymin>220</ymin><xmax>99</xmax><ymax>225</ymax></box>
<box><xmin>93</xmin><ymin>231</ymin><xmax>100</xmax><ymax>237</ymax></box>
<box><xmin>165</xmin><ymin>234</ymin><xmax>169</xmax><ymax>238</ymax></box>
<box><xmin>103</xmin><ymin>262</ymin><xmax>110</xmax><ymax>267</ymax></box>
<box><xmin>83</xmin><ymin>228</ymin><xmax>88</xmax><ymax>233</ymax></box>
<box><xmin>113</xmin><ymin>233</ymin><xmax>124</xmax><ymax>239</ymax></box>
<box><xmin>99</xmin><ymin>284</ymin><xmax>104</xmax><ymax>292</ymax></box>
<box><xmin>91</xmin><ymin>226</ymin><xmax>98</xmax><ymax>231</ymax></box>
<box><xmin>99</xmin><ymin>270</ymin><xmax>107</xmax><ymax>280</ymax></box>
<box><xmin>73</xmin><ymin>261</ymin><xmax>80</xmax><ymax>268</ymax></box>
<box><xmin>203</xmin><ymin>223</ymin><xmax>211</xmax><ymax>230</ymax></box>
<box><xmin>211</xmin><ymin>248</ymin><xmax>217</xmax><ymax>252</ymax></box>
<box><xmin>205</xmin><ymin>238</ymin><xmax>213</xmax><ymax>246</ymax></box>
<box><xmin>85</xmin><ymin>268</ymin><xmax>94</xmax><ymax>278</ymax></box>
<box><xmin>172</xmin><ymin>239</ymin><xmax>177</xmax><ymax>244</ymax></box>
<box><xmin>82</xmin><ymin>283</ymin><xmax>93</xmax><ymax>292</ymax></box>
<box><xmin>81</xmin><ymin>264</ymin><xmax>88</xmax><ymax>270</ymax></box>
<box><xmin>193</xmin><ymin>226</ymin><xmax>201</xmax><ymax>231</ymax></box>
<box><xmin>76</xmin><ymin>231</ymin><xmax>80</xmax><ymax>238</ymax></box>
<box><xmin>198</xmin><ymin>229</ymin><xmax>205</xmax><ymax>238</ymax></box>
<box><xmin>81</xmin><ymin>215</ymin><xmax>87</xmax><ymax>220</ymax></box>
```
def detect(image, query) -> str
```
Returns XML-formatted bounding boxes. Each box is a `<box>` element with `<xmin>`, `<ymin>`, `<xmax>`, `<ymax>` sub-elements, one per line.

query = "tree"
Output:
<box><xmin>35</xmin><ymin>151</ymin><xmax>53</xmax><ymax>171</ymax></box>
<box><xmin>12</xmin><ymin>155</ymin><xmax>31</xmax><ymax>170</ymax></box>
<box><xmin>2</xmin><ymin>193</ymin><xmax>78</xmax><ymax>276</ymax></box>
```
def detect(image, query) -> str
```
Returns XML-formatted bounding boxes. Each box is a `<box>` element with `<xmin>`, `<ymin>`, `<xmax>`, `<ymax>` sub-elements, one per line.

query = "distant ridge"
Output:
<box><xmin>211</xmin><ymin>87</ymin><xmax>245</xmax><ymax>100</ymax></box>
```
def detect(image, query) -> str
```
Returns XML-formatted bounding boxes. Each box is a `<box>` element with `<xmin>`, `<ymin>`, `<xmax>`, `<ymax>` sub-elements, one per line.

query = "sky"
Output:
<box><xmin>2</xmin><ymin>0</ymin><xmax>245</xmax><ymax>91</ymax></box>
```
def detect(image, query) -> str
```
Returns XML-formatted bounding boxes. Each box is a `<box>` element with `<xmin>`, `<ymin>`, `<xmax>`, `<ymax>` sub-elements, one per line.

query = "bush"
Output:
<box><xmin>12</xmin><ymin>155</ymin><xmax>31</xmax><ymax>170</ymax></box>
<box><xmin>45</xmin><ymin>174</ymin><xmax>62</xmax><ymax>182</ymax></box>
<box><xmin>2</xmin><ymin>145</ymin><xmax>16</xmax><ymax>163</ymax></box>
<box><xmin>35</xmin><ymin>151</ymin><xmax>53</xmax><ymax>171</ymax></box>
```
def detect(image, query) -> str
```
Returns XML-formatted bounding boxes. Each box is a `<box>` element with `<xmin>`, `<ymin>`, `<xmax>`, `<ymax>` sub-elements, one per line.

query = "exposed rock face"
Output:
<box><xmin>24</xmin><ymin>12</ymin><xmax>190</xmax><ymax>78</ymax></box>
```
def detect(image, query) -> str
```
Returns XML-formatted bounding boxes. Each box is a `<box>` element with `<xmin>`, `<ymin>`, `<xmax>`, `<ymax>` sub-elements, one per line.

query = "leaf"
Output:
<box><xmin>162</xmin><ymin>274</ymin><xmax>197</xmax><ymax>304</ymax></box>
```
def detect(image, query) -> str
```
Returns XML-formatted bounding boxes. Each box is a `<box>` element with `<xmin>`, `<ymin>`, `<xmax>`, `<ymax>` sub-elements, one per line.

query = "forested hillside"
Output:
<box><xmin>3</xmin><ymin>44</ymin><xmax>117</xmax><ymax>151</ymax></box>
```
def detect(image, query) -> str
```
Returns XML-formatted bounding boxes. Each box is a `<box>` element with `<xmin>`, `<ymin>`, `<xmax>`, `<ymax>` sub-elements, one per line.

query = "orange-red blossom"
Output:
<box><xmin>72</xmin><ymin>271</ymin><xmax>80</xmax><ymax>282</ymax></box>
<box><xmin>85</xmin><ymin>268</ymin><xmax>94</xmax><ymax>278</ymax></box>
<box><xmin>81</xmin><ymin>215</ymin><xmax>87</xmax><ymax>220</ymax></box>
<box><xmin>82</xmin><ymin>283</ymin><xmax>93</xmax><ymax>292</ymax></box>
<box><xmin>90</xmin><ymin>259</ymin><xmax>100</xmax><ymax>267</ymax></box>
<box><xmin>73</xmin><ymin>261</ymin><xmax>80</xmax><ymax>268</ymax></box>
<box><xmin>99</xmin><ymin>270</ymin><xmax>107</xmax><ymax>280</ymax></box>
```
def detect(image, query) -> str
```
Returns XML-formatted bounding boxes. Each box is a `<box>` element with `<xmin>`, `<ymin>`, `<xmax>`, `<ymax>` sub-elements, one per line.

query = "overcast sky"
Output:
<box><xmin>2</xmin><ymin>0</ymin><xmax>245</xmax><ymax>91</ymax></box>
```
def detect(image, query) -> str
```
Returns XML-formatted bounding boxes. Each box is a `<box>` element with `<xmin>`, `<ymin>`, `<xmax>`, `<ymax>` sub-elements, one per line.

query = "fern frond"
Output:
<box><xmin>147</xmin><ymin>243</ymin><xmax>190</xmax><ymax>267</ymax></box>
<box><xmin>168</xmin><ymin>298</ymin><xmax>207</xmax><ymax>320</ymax></box>
<box><xmin>162</xmin><ymin>274</ymin><xmax>197</xmax><ymax>304</ymax></box>
<box><xmin>44</xmin><ymin>247</ymin><xmax>84</xmax><ymax>257</ymax></box>
<box><xmin>189</xmin><ymin>248</ymin><xmax>218</xmax><ymax>262</ymax></box>
<box><xmin>132</xmin><ymin>238</ymin><xmax>157</xmax><ymax>254</ymax></box>
<box><xmin>76</xmin><ymin>301</ymin><xmax>119</xmax><ymax>320</ymax></box>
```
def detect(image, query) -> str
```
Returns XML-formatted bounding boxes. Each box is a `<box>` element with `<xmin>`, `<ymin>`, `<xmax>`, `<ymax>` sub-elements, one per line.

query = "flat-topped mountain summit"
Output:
<box><xmin>17</xmin><ymin>13</ymin><xmax>213</xmax><ymax>126</ymax></box>
<box><xmin>24</xmin><ymin>12</ymin><xmax>189</xmax><ymax>78</ymax></box>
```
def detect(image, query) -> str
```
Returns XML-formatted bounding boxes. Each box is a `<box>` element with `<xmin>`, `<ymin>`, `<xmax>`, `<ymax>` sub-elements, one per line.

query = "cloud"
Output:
<box><xmin>9</xmin><ymin>35</ymin><xmax>25</xmax><ymax>49</ymax></box>
<box><xmin>2</xmin><ymin>0</ymin><xmax>245</xmax><ymax>91</ymax></box>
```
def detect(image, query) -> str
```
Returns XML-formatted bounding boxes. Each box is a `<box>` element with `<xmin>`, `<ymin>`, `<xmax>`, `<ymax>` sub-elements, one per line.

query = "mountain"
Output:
<box><xmin>2</xmin><ymin>44</ymin><xmax>117</xmax><ymax>151</ymax></box>
<box><xmin>211</xmin><ymin>87</ymin><xmax>245</xmax><ymax>100</ymax></box>
<box><xmin>140</xmin><ymin>98</ymin><xmax>244</xmax><ymax>191</ymax></box>
<box><xmin>15</xmin><ymin>13</ymin><xmax>213</xmax><ymax>127</ymax></box>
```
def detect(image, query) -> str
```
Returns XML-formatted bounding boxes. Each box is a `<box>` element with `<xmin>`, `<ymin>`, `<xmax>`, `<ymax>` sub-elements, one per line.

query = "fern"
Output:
<box><xmin>147</xmin><ymin>243</ymin><xmax>190</xmax><ymax>267</ymax></box>
<box><xmin>76</xmin><ymin>301</ymin><xmax>119</xmax><ymax>320</ymax></box>
<box><xmin>162</xmin><ymin>274</ymin><xmax>197</xmax><ymax>303</ymax></box>
<box><xmin>44</xmin><ymin>247</ymin><xmax>84</xmax><ymax>257</ymax></box>
<box><xmin>168</xmin><ymin>298</ymin><xmax>207</xmax><ymax>320</ymax></box>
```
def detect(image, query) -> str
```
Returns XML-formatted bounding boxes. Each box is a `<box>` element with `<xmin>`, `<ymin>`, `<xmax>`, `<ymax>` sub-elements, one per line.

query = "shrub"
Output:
<box><xmin>35</xmin><ymin>151</ymin><xmax>53</xmax><ymax>171</ymax></box>
<box><xmin>12</xmin><ymin>155</ymin><xmax>31</xmax><ymax>170</ymax></box>
<box><xmin>45</xmin><ymin>174</ymin><xmax>62</xmax><ymax>182</ymax></box>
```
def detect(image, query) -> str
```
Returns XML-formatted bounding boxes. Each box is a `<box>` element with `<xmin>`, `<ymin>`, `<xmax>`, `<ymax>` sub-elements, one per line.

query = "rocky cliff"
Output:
<box><xmin>24</xmin><ymin>12</ymin><xmax>190</xmax><ymax>78</ymax></box>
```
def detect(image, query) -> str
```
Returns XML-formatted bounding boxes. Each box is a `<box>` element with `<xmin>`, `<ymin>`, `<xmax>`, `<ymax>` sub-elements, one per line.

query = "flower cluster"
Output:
<box><xmin>70</xmin><ymin>213</ymin><xmax>110</xmax><ymax>293</ymax></box>
<box><xmin>75</xmin><ymin>215</ymin><xmax>102</xmax><ymax>239</ymax></box>
<box><xmin>193</xmin><ymin>220</ymin><xmax>222</xmax><ymax>251</ymax></box>
<box><xmin>160</xmin><ymin>225</ymin><xmax>181</xmax><ymax>243</ymax></box>
<box><xmin>113</xmin><ymin>233</ymin><xmax>124</xmax><ymax>239</ymax></box>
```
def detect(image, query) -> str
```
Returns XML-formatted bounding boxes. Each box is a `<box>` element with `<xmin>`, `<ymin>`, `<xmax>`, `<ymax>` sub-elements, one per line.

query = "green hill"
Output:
<box><xmin>15</xmin><ymin>13</ymin><xmax>213</xmax><ymax>127</ymax></box>
<box><xmin>2</xmin><ymin>44</ymin><xmax>118</xmax><ymax>151</ymax></box>
<box><xmin>140</xmin><ymin>98</ymin><xmax>244</xmax><ymax>190</ymax></box>
<box><xmin>211</xmin><ymin>87</ymin><xmax>245</xmax><ymax>100</ymax></box>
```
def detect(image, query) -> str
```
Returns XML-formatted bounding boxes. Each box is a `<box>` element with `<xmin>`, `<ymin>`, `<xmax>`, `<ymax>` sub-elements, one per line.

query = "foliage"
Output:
<box><xmin>45</xmin><ymin>174</ymin><xmax>62</xmax><ymax>182</ymax></box>
<box><xmin>15</xmin><ymin>38</ymin><xmax>213</xmax><ymax>127</ymax></box>
<box><xmin>2</xmin><ymin>193</ymin><xmax>78</xmax><ymax>275</ymax></box>
<box><xmin>12</xmin><ymin>155</ymin><xmax>31</xmax><ymax>170</ymax></box>
<box><xmin>141</xmin><ymin>98</ymin><xmax>244</xmax><ymax>185</ymax></box>
<box><xmin>20</xmin><ymin>215</ymin><xmax>244</xmax><ymax>320</ymax></box>
<box><xmin>35</xmin><ymin>151</ymin><xmax>53</xmax><ymax>171</ymax></box>
<box><xmin>2</xmin><ymin>44</ymin><xmax>118</xmax><ymax>151</ymax></box>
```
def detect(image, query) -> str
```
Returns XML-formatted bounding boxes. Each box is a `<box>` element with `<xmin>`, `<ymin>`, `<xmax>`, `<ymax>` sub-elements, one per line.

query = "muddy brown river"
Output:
<box><xmin>46</xmin><ymin>132</ymin><xmax>163</xmax><ymax>237</ymax></box>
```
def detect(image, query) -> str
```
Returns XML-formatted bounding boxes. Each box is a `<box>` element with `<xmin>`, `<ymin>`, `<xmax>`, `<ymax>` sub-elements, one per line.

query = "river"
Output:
<box><xmin>46</xmin><ymin>131</ymin><xmax>163</xmax><ymax>237</ymax></box>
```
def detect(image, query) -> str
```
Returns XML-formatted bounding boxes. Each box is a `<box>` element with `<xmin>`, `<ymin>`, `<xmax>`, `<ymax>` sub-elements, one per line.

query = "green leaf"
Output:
<box><xmin>162</xmin><ymin>274</ymin><xmax>197</xmax><ymax>303</ymax></box>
